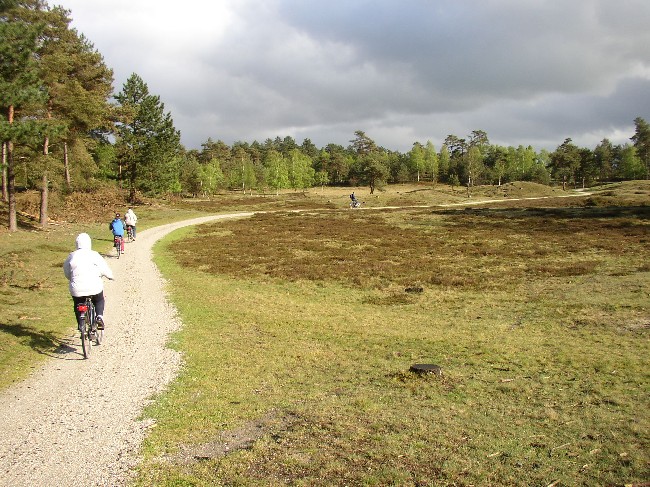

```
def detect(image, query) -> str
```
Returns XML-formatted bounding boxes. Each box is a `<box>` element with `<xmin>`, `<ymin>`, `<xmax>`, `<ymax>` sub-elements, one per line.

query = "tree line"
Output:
<box><xmin>2</xmin><ymin>1</ymin><xmax>649</xmax><ymax>232</ymax></box>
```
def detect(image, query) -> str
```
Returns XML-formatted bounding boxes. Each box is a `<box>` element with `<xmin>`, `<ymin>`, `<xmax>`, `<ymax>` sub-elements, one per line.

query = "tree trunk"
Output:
<box><xmin>40</xmin><ymin>173</ymin><xmax>48</xmax><ymax>227</ymax></box>
<box><xmin>8</xmin><ymin>140</ymin><xmax>17</xmax><ymax>232</ymax></box>
<box><xmin>63</xmin><ymin>141</ymin><xmax>71</xmax><ymax>188</ymax></box>
<box><xmin>2</xmin><ymin>142</ymin><xmax>7</xmax><ymax>203</ymax></box>
<box><xmin>40</xmin><ymin>134</ymin><xmax>50</xmax><ymax>228</ymax></box>
<box><xmin>7</xmin><ymin>105</ymin><xmax>17</xmax><ymax>232</ymax></box>
<box><xmin>129</xmin><ymin>168</ymin><xmax>137</xmax><ymax>203</ymax></box>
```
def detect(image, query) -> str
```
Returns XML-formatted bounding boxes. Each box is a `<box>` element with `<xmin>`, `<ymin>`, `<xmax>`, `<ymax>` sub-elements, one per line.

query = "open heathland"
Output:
<box><xmin>131</xmin><ymin>181</ymin><xmax>648</xmax><ymax>486</ymax></box>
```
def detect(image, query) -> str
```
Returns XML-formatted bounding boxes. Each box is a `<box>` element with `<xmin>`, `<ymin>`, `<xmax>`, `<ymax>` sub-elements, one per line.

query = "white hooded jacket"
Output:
<box><xmin>124</xmin><ymin>209</ymin><xmax>137</xmax><ymax>226</ymax></box>
<box><xmin>63</xmin><ymin>233</ymin><xmax>114</xmax><ymax>297</ymax></box>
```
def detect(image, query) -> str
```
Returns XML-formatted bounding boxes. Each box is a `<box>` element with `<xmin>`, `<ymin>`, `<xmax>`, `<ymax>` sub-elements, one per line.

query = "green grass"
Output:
<box><xmin>0</xmin><ymin>222</ymin><xmax>108</xmax><ymax>387</ymax></box>
<box><xmin>134</xmin><ymin>183</ymin><xmax>650</xmax><ymax>486</ymax></box>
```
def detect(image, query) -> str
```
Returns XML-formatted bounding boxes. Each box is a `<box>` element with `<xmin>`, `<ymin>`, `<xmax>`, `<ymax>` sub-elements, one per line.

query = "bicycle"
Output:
<box><xmin>76</xmin><ymin>297</ymin><xmax>103</xmax><ymax>358</ymax></box>
<box><xmin>114</xmin><ymin>235</ymin><xmax>124</xmax><ymax>258</ymax></box>
<box><xmin>125</xmin><ymin>225</ymin><xmax>134</xmax><ymax>243</ymax></box>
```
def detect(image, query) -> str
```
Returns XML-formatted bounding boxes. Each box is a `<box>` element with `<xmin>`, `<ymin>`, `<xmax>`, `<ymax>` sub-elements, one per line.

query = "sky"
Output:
<box><xmin>59</xmin><ymin>0</ymin><xmax>650</xmax><ymax>154</ymax></box>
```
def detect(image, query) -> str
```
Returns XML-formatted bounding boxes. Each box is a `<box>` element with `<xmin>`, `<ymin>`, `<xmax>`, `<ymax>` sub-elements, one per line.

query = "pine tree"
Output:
<box><xmin>631</xmin><ymin>117</ymin><xmax>650</xmax><ymax>179</ymax></box>
<box><xmin>0</xmin><ymin>0</ymin><xmax>47</xmax><ymax>231</ymax></box>
<box><xmin>550</xmin><ymin>138</ymin><xmax>581</xmax><ymax>190</ymax></box>
<box><xmin>350</xmin><ymin>131</ymin><xmax>389</xmax><ymax>194</ymax></box>
<box><xmin>114</xmin><ymin>73</ymin><xmax>181</xmax><ymax>201</ymax></box>
<box><xmin>39</xmin><ymin>6</ymin><xmax>113</xmax><ymax>190</ymax></box>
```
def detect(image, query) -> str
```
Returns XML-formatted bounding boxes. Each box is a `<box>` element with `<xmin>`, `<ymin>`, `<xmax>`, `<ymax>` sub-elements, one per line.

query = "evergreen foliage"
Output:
<box><xmin>0</xmin><ymin>0</ymin><xmax>48</xmax><ymax>230</ymax></box>
<box><xmin>114</xmin><ymin>73</ymin><xmax>181</xmax><ymax>201</ymax></box>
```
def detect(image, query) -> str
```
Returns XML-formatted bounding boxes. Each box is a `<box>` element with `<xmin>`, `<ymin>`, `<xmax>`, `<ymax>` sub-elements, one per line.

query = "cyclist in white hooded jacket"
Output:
<box><xmin>124</xmin><ymin>208</ymin><xmax>137</xmax><ymax>240</ymax></box>
<box><xmin>63</xmin><ymin>233</ymin><xmax>114</xmax><ymax>330</ymax></box>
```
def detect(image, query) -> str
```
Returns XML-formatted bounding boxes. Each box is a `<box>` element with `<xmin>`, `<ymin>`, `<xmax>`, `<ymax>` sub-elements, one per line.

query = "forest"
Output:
<box><xmin>2</xmin><ymin>0</ymin><xmax>650</xmax><ymax>232</ymax></box>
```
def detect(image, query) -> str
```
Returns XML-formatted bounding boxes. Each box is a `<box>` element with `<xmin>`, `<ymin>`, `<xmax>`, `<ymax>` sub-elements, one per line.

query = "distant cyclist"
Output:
<box><xmin>63</xmin><ymin>233</ymin><xmax>114</xmax><ymax>330</ymax></box>
<box><xmin>124</xmin><ymin>208</ymin><xmax>138</xmax><ymax>240</ymax></box>
<box><xmin>109</xmin><ymin>212</ymin><xmax>125</xmax><ymax>254</ymax></box>
<box><xmin>350</xmin><ymin>192</ymin><xmax>360</xmax><ymax>208</ymax></box>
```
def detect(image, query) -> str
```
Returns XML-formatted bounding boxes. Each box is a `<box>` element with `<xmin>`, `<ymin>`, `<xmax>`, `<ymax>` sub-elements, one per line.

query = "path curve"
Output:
<box><xmin>0</xmin><ymin>213</ymin><xmax>251</xmax><ymax>487</ymax></box>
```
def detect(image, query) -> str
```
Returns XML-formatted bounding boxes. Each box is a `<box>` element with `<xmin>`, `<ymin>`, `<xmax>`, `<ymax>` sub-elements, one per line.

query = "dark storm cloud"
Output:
<box><xmin>63</xmin><ymin>0</ymin><xmax>650</xmax><ymax>152</ymax></box>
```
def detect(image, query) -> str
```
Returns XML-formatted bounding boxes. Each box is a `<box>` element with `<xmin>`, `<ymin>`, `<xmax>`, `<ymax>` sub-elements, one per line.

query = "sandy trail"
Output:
<box><xmin>0</xmin><ymin>213</ymin><xmax>250</xmax><ymax>487</ymax></box>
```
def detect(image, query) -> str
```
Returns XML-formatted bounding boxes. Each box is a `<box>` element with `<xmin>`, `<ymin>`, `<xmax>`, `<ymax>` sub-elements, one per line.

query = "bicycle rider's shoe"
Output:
<box><xmin>96</xmin><ymin>315</ymin><xmax>105</xmax><ymax>330</ymax></box>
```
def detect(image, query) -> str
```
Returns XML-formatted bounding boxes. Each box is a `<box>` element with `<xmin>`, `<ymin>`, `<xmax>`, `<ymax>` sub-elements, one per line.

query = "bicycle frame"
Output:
<box><xmin>114</xmin><ymin>235</ymin><xmax>124</xmax><ymax>258</ymax></box>
<box><xmin>76</xmin><ymin>297</ymin><xmax>96</xmax><ymax>358</ymax></box>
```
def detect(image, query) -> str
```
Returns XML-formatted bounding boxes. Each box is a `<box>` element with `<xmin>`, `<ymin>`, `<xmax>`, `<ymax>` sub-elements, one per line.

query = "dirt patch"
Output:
<box><xmin>162</xmin><ymin>411</ymin><xmax>297</xmax><ymax>465</ymax></box>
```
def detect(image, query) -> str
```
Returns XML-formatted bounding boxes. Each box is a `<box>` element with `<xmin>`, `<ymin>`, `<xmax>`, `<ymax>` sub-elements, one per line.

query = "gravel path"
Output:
<box><xmin>0</xmin><ymin>213</ymin><xmax>251</xmax><ymax>487</ymax></box>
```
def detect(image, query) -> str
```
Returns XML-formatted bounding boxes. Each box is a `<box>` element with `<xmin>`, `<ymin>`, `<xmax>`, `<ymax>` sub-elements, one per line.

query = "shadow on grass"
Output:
<box><xmin>0</xmin><ymin>204</ymin><xmax>44</xmax><ymax>232</ymax></box>
<box><xmin>0</xmin><ymin>322</ymin><xmax>82</xmax><ymax>359</ymax></box>
<box><xmin>96</xmin><ymin>236</ymin><xmax>121</xmax><ymax>259</ymax></box>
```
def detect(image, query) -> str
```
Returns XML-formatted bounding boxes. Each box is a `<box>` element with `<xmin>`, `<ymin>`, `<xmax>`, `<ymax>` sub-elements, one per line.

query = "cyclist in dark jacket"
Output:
<box><xmin>109</xmin><ymin>213</ymin><xmax>125</xmax><ymax>254</ymax></box>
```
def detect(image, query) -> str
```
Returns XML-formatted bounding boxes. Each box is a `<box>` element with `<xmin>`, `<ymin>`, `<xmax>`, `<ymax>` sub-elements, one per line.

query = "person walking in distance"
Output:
<box><xmin>124</xmin><ymin>207</ymin><xmax>138</xmax><ymax>240</ymax></box>
<box><xmin>63</xmin><ymin>233</ymin><xmax>114</xmax><ymax>331</ymax></box>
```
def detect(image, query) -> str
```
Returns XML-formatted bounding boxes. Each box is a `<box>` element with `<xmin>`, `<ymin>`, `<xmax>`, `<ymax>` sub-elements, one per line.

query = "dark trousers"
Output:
<box><xmin>72</xmin><ymin>292</ymin><xmax>105</xmax><ymax>328</ymax></box>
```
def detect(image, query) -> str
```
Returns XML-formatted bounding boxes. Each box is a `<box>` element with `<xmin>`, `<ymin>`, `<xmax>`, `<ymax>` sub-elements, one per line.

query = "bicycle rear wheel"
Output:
<box><xmin>81</xmin><ymin>319</ymin><xmax>92</xmax><ymax>358</ymax></box>
<box><xmin>115</xmin><ymin>239</ymin><xmax>121</xmax><ymax>259</ymax></box>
